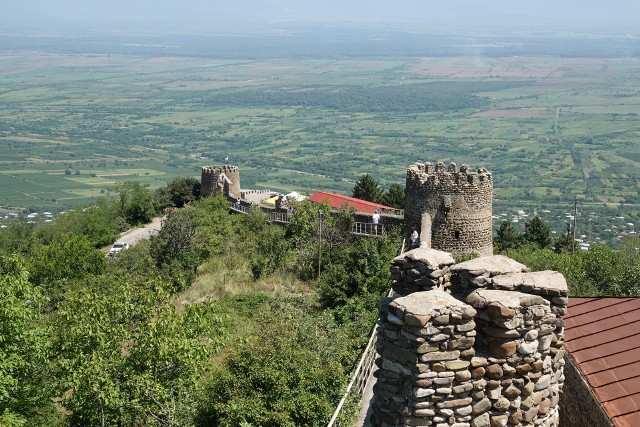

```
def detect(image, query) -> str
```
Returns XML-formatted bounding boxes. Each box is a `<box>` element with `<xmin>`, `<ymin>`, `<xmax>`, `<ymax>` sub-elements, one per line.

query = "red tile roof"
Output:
<box><xmin>308</xmin><ymin>191</ymin><xmax>401</xmax><ymax>215</ymax></box>
<box><xmin>565</xmin><ymin>297</ymin><xmax>640</xmax><ymax>427</ymax></box>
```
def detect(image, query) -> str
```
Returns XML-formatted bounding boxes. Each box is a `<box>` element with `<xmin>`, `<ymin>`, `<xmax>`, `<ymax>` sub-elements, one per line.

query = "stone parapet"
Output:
<box><xmin>374</xmin><ymin>254</ymin><xmax>567</xmax><ymax>427</ymax></box>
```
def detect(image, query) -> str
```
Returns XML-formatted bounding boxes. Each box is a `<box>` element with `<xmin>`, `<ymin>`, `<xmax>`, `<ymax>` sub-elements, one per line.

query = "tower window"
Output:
<box><xmin>455</xmin><ymin>230</ymin><xmax>461</xmax><ymax>239</ymax></box>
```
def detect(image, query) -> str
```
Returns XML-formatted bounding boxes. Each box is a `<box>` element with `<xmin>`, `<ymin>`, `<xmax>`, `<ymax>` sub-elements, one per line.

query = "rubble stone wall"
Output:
<box><xmin>404</xmin><ymin>162</ymin><xmax>493</xmax><ymax>257</ymax></box>
<box><xmin>373</xmin><ymin>252</ymin><xmax>568</xmax><ymax>427</ymax></box>
<box><xmin>201</xmin><ymin>165</ymin><xmax>241</xmax><ymax>199</ymax></box>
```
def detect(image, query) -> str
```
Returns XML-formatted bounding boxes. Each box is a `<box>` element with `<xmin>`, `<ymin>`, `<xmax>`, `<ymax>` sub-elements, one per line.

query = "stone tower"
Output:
<box><xmin>405</xmin><ymin>162</ymin><xmax>493</xmax><ymax>257</ymax></box>
<box><xmin>200</xmin><ymin>165</ymin><xmax>241</xmax><ymax>199</ymax></box>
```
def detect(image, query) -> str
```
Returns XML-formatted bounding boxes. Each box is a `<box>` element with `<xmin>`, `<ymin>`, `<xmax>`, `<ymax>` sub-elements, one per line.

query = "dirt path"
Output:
<box><xmin>117</xmin><ymin>216</ymin><xmax>163</xmax><ymax>245</ymax></box>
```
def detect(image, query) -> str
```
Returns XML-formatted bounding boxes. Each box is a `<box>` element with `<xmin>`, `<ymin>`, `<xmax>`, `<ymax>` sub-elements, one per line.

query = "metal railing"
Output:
<box><xmin>326</xmin><ymin>319</ymin><xmax>379</xmax><ymax>427</ymax></box>
<box><xmin>268</xmin><ymin>211</ymin><xmax>291</xmax><ymax>223</ymax></box>
<box><xmin>326</xmin><ymin>242</ymin><xmax>406</xmax><ymax>427</ymax></box>
<box><xmin>351</xmin><ymin>222</ymin><xmax>386</xmax><ymax>237</ymax></box>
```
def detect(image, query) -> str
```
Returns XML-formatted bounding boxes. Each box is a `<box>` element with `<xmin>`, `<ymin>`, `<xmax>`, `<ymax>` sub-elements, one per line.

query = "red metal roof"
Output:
<box><xmin>565</xmin><ymin>297</ymin><xmax>640</xmax><ymax>427</ymax></box>
<box><xmin>308</xmin><ymin>191</ymin><xmax>399</xmax><ymax>215</ymax></box>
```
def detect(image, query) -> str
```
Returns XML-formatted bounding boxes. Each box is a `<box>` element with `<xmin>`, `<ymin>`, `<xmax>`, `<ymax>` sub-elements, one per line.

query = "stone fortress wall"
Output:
<box><xmin>200</xmin><ymin>165</ymin><xmax>241</xmax><ymax>199</ymax></box>
<box><xmin>372</xmin><ymin>249</ymin><xmax>568</xmax><ymax>427</ymax></box>
<box><xmin>405</xmin><ymin>162</ymin><xmax>494</xmax><ymax>257</ymax></box>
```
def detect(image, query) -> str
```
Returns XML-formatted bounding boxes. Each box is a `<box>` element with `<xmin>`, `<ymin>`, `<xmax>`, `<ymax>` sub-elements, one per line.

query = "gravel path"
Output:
<box><xmin>117</xmin><ymin>216</ymin><xmax>163</xmax><ymax>246</ymax></box>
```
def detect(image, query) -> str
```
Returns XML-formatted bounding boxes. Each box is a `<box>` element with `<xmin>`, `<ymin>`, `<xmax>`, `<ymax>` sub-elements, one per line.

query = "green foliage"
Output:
<box><xmin>381</xmin><ymin>183</ymin><xmax>405</xmax><ymax>209</ymax></box>
<box><xmin>196</xmin><ymin>301</ymin><xmax>347</xmax><ymax>427</ymax></box>
<box><xmin>113</xmin><ymin>182</ymin><xmax>157</xmax><ymax>226</ymax></box>
<box><xmin>53</xmin><ymin>279</ymin><xmax>227</xmax><ymax>427</ymax></box>
<box><xmin>28</xmin><ymin>234</ymin><xmax>105</xmax><ymax>288</ymax></box>
<box><xmin>150</xmin><ymin>208</ymin><xmax>208</xmax><ymax>290</ymax></box>
<box><xmin>319</xmin><ymin>236</ymin><xmax>397</xmax><ymax>308</ymax></box>
<box><xmin>0</xmin><ymin>256</ymin><xmax>59</xmax><ymax>427</ymax></box>
<box><xmin>505</xmin><ymin>237</ymin><xmax>640</xmax><ymax>297</ymax></box>
<box><xmin>495</xmin><ymin>220</ymin><xmax>522</xmax><ymax>252</ymax></box>
<box><xmin>523</xmin><ymin>216</ymin><xmax>551</xmax><ymax>249</ymax></box>
<box><xmin>156</xmin><ymin>177</ymin><xmax>201</xmax><ymax>209</ymax></box>
<box><xmin>0</xmin><ymin>222</ymin><xmax>36</xmax><ymax>257</ymax></box>
<box><xmin>37</xmin><ymin>199</ymin><xmax>121</xmax><ymax>248</ymax></box>
<box><xmin>250</xmin><ymin>225</ymin><xmax>290</xmax><ymax>280</ymax></box>
<box><xmin>352</xmin><ymin>173</ymin><xmax>383</xmax><ymax>203</ymax></box>
<box><xmin>287</xmin><ymin>200</ymin><xmax>335</xmax><ymax>243</ymax></box>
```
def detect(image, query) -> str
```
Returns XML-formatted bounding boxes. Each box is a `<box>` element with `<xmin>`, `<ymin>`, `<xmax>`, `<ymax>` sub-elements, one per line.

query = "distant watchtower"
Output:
<box><xmin>404</xmin><ymin>161</ymin><xmax>493</xmax><ymax>257</ymax></box>
<box><xmin>200</xmin><ymin>165</ymin><xmax>241</xmax><ymax>200</ymax></box>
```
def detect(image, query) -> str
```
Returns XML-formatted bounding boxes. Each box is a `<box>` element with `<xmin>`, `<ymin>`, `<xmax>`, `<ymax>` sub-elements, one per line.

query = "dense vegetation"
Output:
<box><xmin>0</xmin><ymin>178</ymin><xmax>399</xmax><ymax>426</ymax></box>
<box><xmin>495</xmin><ymin>217</ymin><xmax>640</xmax><ymax>297</ymax></box>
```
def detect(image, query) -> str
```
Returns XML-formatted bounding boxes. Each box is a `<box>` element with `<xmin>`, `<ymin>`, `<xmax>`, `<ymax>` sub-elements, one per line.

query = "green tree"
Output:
<box><xmin>156</xmin><ymin>177</ymin><xmax>201</xmax><ymax>210</ymax></box>
<box><xmin>494</xmin><ymin>220</ymin><xmax>521</xmax><ymax>252</ymax></box>
<box><xmin>0</xmin><ymin>256</ymin><xmax>58</xmax><ymax>427</ymax></box>
<box><xmin>53</xmin><ymin>279</ymin><xmax>227</xmax><ymax>427</ymax></box>
<box><xmin>352</xmin><ymin>173</ymin><xmax>383</xmax><ymax>203</ymax></box>
<box><xmin>114</xmin><ymin>182</ymin><xmax>156</xmax><ymax>226</ymax></box>
<box><xmin>381</xmin><ymin>183</ymin><xmax>405</xmax><ymax>209</ymax></box>
<box><xmin>523</xmin><ymin>216</ymin><xmax>551</xmax><ymax>249</ymax></box>
<box><xmin>28</xmin><ymin>235</ymin><xmax>105</xmax><ymax>290</ymax></box>
<box><xmin>319</xmin><ymin>236</ymin><xmax>397</xmax><ymax>308</ymax></box>
<box><xmin>196</xmin><ymin>302</ymin><xmax>345</xmax><ymax>427</ymax></box>
<box><xmin>150</xmin><ymin>208</ymin><xmax>208</xmax><ymax>290</ymax></box>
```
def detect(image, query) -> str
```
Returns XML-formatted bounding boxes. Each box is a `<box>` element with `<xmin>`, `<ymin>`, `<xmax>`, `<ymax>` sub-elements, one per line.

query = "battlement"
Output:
<box><xmin>407</xmin><ymin>162</ymin><xmax>493</xmax><ymax>188</ymax></box>
<box><xmin>241</xmin><ymin>189</ymin><xmax>272</xmax><ymax>205</ymax></box>
<box><xmin>405</xmin><ymin>161</ymin><xmax>494</xmax><ymax>257</ymax></box>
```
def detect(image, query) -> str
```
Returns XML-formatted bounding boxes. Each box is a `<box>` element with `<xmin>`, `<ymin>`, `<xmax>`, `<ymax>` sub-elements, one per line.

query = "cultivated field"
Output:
<box><xmin>1</xmin><ymin>53</ymin><xmax>639</xmax><ymax>238</ymax></box>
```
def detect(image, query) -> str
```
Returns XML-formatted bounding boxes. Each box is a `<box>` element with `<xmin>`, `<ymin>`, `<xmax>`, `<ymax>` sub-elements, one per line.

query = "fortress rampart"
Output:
<box><xmin>200</xmin><ymin>165</ymin><xmax>241</xmax><ymax>199</ymax></box>
<box><xmin>405</xmin><ymin>162</ymin><xmax>493</xmax><ymax>257</ymax></box>
<box><xmin>373</xmin><ymin>250</ymin><xmax>567</xmax><ymax>427</ymax></box>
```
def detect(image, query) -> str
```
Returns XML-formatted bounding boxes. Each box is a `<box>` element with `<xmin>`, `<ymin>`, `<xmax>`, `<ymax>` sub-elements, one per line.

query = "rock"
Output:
<box><xmin>471</xmin><ymin>357</ymin><xmax>488</xmax><ymax>367</ymax></box>
<box><xmin>455</xmin><ymin>370</ymin><xmax>472</xmax><ymax>382</ymax></box>
<box><xmin>493</xmin><ymin>397</ymin><xmax>510</xmax><ymax>412</ymax></box>
<box><xmin>405</xmin><ymin>248</ymin><xmax>456</xmax><ymax>268</ymax></box>
<box><xmin>472</xmin><ymin>398</ymin><xmax>492</xmax><ymax>415</ymax></box>
<box><xmin>405</xmin><ymin>313</ymin><xmax>432</xmax><ymax>327</ymax></box>
<box><xmin>471</xmin><ymin>412</ymin><xmax>491</xmax><ymax>427</ymax></box>
<box><xmin>503</xmin><ymin>384</ymin><xmax>522</xmax><ymax>398</ymax></box>
<box><xmin>450</xmin><ymin>255</ymin><xmax>528</xmax><ymax>276</ymax></box>
<box><xmin>489</xmin><ymin>340</ymin><xmax>517</xmax><ymax>357</ymax></box>
<box><xmin>518</xmin><ymin>340</ymin><xmax>538</xmax><ymax>355</ymax></box>
<box><xmin>489</xmin><ymin>414</ymin><xmax>509</xmax><ymax>427</ymax></box>
<box><xmin>471</xmin><ymin>367</ymin><xmax>485</xmax><ymax>379</ymax></box>
<box><xmin>483</xmin><ymin>327</ymin><xmax>520</xmax><ymax>339</ymax></box>
<box><xmin>446</xmin><ymin>360</ymin><xmax>471</xmax><ymax>370</ymax></box>
<box><xmin>524</xmin><ymin>330</ymin><xmax>539</xmax><ymax>341</ymax></box>
<box><xmin>420</xmin><ymin>351</ymin><xmax>461</xmax><ymax>362</ymax></box>
<box><xmin>487</xmin><ymin>302</ymin><xmax>516</xmax><ymax>319</ymax></box>
<box><xmin>485</xmin><ymin>364</ymin><xmax>503</xmax><ymax>379</ymax></box>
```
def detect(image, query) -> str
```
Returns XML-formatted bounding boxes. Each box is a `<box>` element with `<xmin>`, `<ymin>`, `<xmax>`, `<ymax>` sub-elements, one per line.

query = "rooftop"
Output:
<box><xmin>565</xmin><ymin>297</ymin><xmax>640</xmax><ymax>427</ymax></box>
<box><xmin>308</xmin><ymin>191</ymin><xmax>401</xmax><ymax>215</ymax></box>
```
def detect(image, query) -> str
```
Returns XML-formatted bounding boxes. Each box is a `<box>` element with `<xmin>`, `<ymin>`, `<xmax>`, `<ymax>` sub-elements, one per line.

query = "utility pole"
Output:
<box><xmin>572</xmin><ymin>197</ymin><xmax>578</xmax><ymax>256</ymax></box>
<box><xmin>318</xmin><ymin>209</ymin><xmax>323</xmax><ymax>279</ymax></box>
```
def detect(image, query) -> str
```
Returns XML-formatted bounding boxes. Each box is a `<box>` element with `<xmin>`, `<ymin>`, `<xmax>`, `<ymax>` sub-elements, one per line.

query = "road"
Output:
<box><xmin>116</xmin><ymin>216</ymin><xmax>163</xmax><ymax>245</ymax></box>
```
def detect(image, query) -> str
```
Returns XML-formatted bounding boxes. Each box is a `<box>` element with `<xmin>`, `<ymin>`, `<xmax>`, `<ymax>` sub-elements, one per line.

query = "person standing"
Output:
<box><xmin>372</xmin><ymin>210</ymin><xmax>380</xmax><ymax>234</ymax></box>
<box><xmin>409</xmin><ymin>227</ymin><xmax>419</xmax><ymax>248</ymax></box>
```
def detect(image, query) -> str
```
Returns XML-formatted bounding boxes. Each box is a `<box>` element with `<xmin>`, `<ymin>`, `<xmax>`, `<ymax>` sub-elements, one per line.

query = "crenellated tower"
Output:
<box><xmin>405</xmin><ymin>161</ymin><xmax>493</xmax><ymax>257</ymax></box>
<box><xmin>200</xmin><ymin>165</ymin><xmax>241</xmax><ymax>200</ymax></box>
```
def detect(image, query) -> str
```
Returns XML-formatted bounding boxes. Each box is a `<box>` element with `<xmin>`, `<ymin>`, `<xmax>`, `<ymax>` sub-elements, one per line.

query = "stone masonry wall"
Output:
<box><xmin>404</xmin><ymin>162</ymin><xmax>493</xmax><ymax>257</ymax></box>
<box><xmin>373</xmin><ymin>251</ymin><xmax>568</xmax><ymax>427</ymax></box>
<box><xmin>240</xmin><ymin>189</ymin><xmax>272</xmax><ymax>205</ymax></box>
<box><xmin>200</xmin><ymin>165</ymin><xmax>241</xmax><ymax>199</ymax></box>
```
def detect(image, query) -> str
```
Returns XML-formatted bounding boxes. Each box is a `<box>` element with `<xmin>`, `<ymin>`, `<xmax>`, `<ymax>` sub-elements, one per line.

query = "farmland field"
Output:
<box><xmin>1</xmin><ymin>39</ymin><xmax>639</xmax><ymax>238</ymax></box>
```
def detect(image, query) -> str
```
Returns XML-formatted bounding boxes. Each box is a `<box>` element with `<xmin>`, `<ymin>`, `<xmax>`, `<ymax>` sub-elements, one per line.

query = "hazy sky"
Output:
<box><xmin>3</xmin><ymin>0</ymin><xmax>640</xmax><ymax>31</ymax></box>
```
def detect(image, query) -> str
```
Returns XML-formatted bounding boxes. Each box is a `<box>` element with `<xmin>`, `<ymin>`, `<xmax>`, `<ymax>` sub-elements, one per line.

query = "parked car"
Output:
<box><xmin>107</xmin><ymin>241</ymin><xmax>129</xmax><ymax>257</ymax></box>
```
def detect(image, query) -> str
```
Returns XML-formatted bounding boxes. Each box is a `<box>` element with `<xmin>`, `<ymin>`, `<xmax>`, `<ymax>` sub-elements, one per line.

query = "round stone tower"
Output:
<box><xmin>405</xmin><ymin>161</ymin><xmax>493</xmax><ymax>257</ymax></box>
<box><xmin>200</xmin><ymin>165</ymin><xmax>241</xmax><ymax>199</ymax></box>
